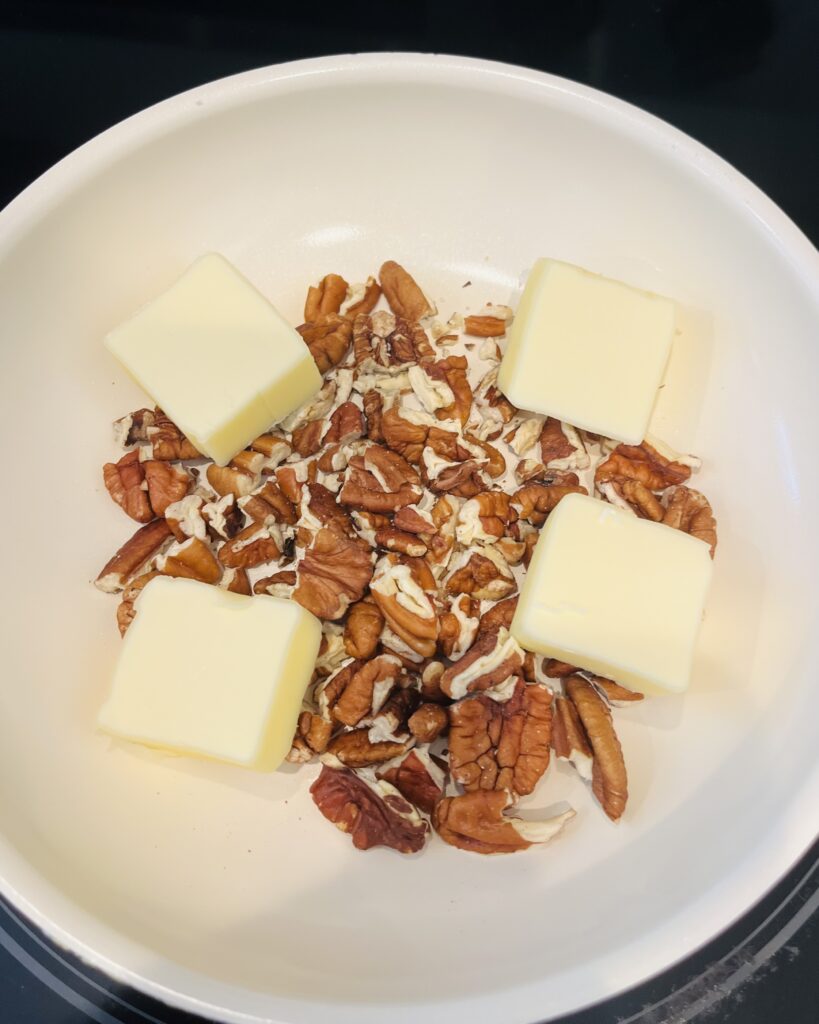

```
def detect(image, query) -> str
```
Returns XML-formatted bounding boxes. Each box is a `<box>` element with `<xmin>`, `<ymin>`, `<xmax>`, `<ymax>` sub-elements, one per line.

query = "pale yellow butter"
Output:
<box><xmin>98</xmin><ymin>577</ymin><xmax>321</xmax><ymax>770</ymax></box>
<box><xmin>511</xmin><ymin>494</ymin><xmax>712</xmax><ymax>695</ymax></box>
<box><xmin>498</xmin><ymin>259</ymin><xmax>675</xmax><ymax>444</ymax></box>
<box><xmin>105</xmin><ymin>253</ymin><xmax>321</xmax><ymax>465</ymax></box>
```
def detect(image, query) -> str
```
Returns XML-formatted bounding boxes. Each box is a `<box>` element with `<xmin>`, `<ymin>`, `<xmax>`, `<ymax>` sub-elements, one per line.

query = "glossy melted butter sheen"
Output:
<box><xmin>105</xmin><ymin>253</ymin><xmax>321</xmax><ymax>466</ymax></box>
<box><xmin>498</xmin><ymin>258</ymin><xmax>675</xmax><ymax>445</ymax></box>
<box><xmin>98</xmin><ymin>577</ymin><xmax>321</xmax><ymax>770</ymax></box>
<box><xmin>512</xmin><ymin>494</ymin><xmax>712</xmax><ymax>695</ymax></box>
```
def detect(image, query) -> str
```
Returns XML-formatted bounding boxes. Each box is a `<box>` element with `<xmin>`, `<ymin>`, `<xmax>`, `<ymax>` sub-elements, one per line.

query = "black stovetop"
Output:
<box><xmin>1</xmin><ymin>2</ymin><xmax>817</xmax><ymax>1022</ymax></box>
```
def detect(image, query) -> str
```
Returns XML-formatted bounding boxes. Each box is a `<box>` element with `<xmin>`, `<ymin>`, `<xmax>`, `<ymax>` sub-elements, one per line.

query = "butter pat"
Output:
<box><xmin>98</xmin><ymin>577</ymin><xmax>321</xmax><ymax>770</ymax></box>
<box><xmin>511</xmin><ymin>494</ymin><xmax>712</xmax><ymax>695</ymax></box>
<box><xmin>105</xmin><ymin>253</ymin><xmax>321</xmax><ymax>465</ymax></box>
<box><xmin>498</xmin><ymin>259</ymin><xmax>675</xmax><ymax>444</ymax></box>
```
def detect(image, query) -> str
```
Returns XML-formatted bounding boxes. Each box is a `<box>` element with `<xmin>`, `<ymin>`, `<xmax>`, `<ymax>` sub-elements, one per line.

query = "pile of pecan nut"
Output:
<box><xmin>95</xmin><ymin>260</ymin><xmax>718</xmax><ymax>856</ymax></box>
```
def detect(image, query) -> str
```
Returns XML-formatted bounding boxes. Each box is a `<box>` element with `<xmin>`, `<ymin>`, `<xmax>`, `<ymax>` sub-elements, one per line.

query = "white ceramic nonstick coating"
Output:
<box><xmin>0</xmin><ymin>54</ymin><xmax>817</xmax><ymax>1024</ymax></box>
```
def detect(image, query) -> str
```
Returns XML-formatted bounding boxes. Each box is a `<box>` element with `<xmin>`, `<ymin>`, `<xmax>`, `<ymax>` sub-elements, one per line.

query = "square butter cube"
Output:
<box><xmin>498</xmin><ymin>259</ymin><xmax>675</xmax><ymax>444</ymax></box>
<box><xmin>512</xmin><ymin>494</ymin><xmax>712</xmax><ymax>695</ymax></box>
<box><xmin>105</xmin><ymin>253</ymin><xmax>321</xmax><ymax>465</ymax></box>
<box><xmin>98</xmin><ymin>577</ymin><xmax>321</xmax><ymax>770</ymax></box>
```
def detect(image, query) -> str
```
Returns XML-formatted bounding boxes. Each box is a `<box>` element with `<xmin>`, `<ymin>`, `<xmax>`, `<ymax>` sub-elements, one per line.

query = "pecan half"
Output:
<box><xmin>293</xmin><ymin>522</ymin><xmax>374</xmax><ymax>620</ymax></box>
<box><xmin>428</xmin><ymin>356</ymin><xmax>471</xmax><ymax>426</ymax></box>
<box><xmin>379</xmin><ymin>260</ymin><xmax>434</xmax><ymax>321</ymax></box>
<box><xmin>596</xmin><ymin>441</ymin><xmax>692</xmax><ymax>492</ymax></box>
<box><xmin>157</xmin><ymin>537</ymin><xmax>221</xmax><ymax>584</ymax></box>
<box><xmin>440</xmin><ymin>626</ymin><xmax>524</xmax><ymax>700</ymax></box>
<box><xmin>377</xmin><ymin>748</ymin><xmax>444</xmax><ymax>815</ymax></box>
<box><xmin>143</xmin><ymin>460</ymin><xmax>189</xmax><ymax>517</ymax></box>
<box><xmin>103</xmin><ymin>451</ymin><xmax>153</xmax><ymax>523</ymax></box>
<box><xmin>434</xmin><ymin>790</ymin><xmax>574</xmax><ymax>855</ymax></box>
<box><xmin>310</xmin><ymin>765</ymin><xmax>428</xmax><ymax>853</ymax></box>
<box><xmin>343</xmin><ymin>596</ymin><xmax>385</xmax><ymax>659</ymax></box>
<box><xmin>287</xmin><ymin>711</ymin><xmax>334</xmax><ymax>763</ymax></box>
<box><xmin>408</xmin><ymin>703</ymin><xmax>449</xmax><ymax>744</ymax></box>
<box><xmin>298</xmin><ymin>313</ymin><xmax>353</xmax><ymax>374</ymax></box>
<box><xmin>448</xmin><ymin>678</ymin><xmax>553</xmax><ymax>799</ymax></box>
<box><xmin>565</xmin><ymin>676</ymin><xmax>628</xmax><ymax>821</ymax></box>
<box><xmin>331</xmin><ymin>654</ymin><xmax>403</xmax><ymax>728</ymax></box>
<box><xmin>511</xmin><ymin>482</ymin><xmax>587</xmax><ymax>526</ymax></box>
<box><xmin>304</xmin><ymin>273</ymin><xmax>349</xmax><ymax>321</ymax></box>
<box><xmin>324</xmin><ymin>728</ymin><xmax>412</xmax><ymax>768</ymax></box>
<box><xmin>662</xmin><ymin>485</ymin><xmax>717</xmax><ymax>556</ymax></box>
<box><xmin>95</xmin><ymin>518</ymin><xmax>172</xmax><ymax>592</ymax></box>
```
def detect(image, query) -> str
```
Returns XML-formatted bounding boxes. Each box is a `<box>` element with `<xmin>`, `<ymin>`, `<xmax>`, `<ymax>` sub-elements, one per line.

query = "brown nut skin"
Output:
<box><xmin>377</xmin><ymin>749</ymin><xmax>443</xmax><ymax>816</ymax></box>
<box><xmin>595</xmin><ymin>441</ymin><xmax>692</xmax><ymax>492</ymax></box>
<box><xmin>408</xmin><ymin>703</ymin><xmax>448</xmax><ymax>744</ymax></box>
<box><xmin>293</xmin><ymin>522</ymin><xmax>374</xmax><ymax>620</ymax></box>
<box><xmin>298</xmin><ymin>313</ymin><xmax>353</xmax><ymax>374</ymax></box>
<box><xmin>344</xmin><ymin>597</ymin><xmax>385</xmax><ymax>659</ymax></box>
<box><xmin>143</xmin><ymin>460</ymin><xmax>189</xmax><ymax>517</ymax></box>
<box><xmin>103</xmin><ymin>451</ymin><xmax>153</xmax><ymax>523</ymax></box>
<box><xmin>565</xmin><ymin>675</ymin><xmax>628</xmax><ymax>822</ymax></box>
<box><xmin>310</xmin><ymin>765</ymin><xmax>428</xmax><ymax>854</ymax></box>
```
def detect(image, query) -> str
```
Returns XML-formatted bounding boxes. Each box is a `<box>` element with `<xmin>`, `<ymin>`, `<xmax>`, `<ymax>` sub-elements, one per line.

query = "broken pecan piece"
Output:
<box><xmin>370</xmin><ymin>555</ymin><xmax>438</xmax><ymax>658</ymax></box>
<box><xmin>298</xmin><ymin>313</ymin><xmax>353</xmax><ymax>374</ymax></box>
<box><xmin>143</xmin><ymin>460</ymin><xmax>189</xmax><ymax>517</ymax></box>
<box><xmin>379</xmin><ymin>260</ymin><xmax>434</xmax><ymax>321</ymax></box>
<box><xmin>595</xmin><ymin>440</ymin><xmax>692</xmax><ymax>492</ymax></box>
<box><xmin>438</xmin><ymin>593</ymin><xmax>480</xmax><ymax>660</ymax></box>
<box><xmin>157</xmin><ymin>537</ymin><xmax>221</xmax><ymax>584</ymax></box>
<box><xmin>103</xmin><ymin>451</ymin><xmax>153</xmax><ymax>523</ymax></box>
<box><xmin>343</xmin><ymin>276</ymin><xmax>381</xmax><ymax>318</ymax></box>
<box><xmin>323</xmin><ymin>401</ymin><xmax>365</xmax><ymax>447</ymax></box>
<box><xmin>310</xmin><ymin>765</ymin><xmax>428</xmax><ymax>853</ymax></box>
<box><xmin>377</xmin><ymin>748</ymin><xmax>444</xmax><ymax>816</ymax></box>
<box><xmin>551</xmin><ymin>695</ymin><xmax>593</xmax><ymax>781</ymax></box>
<box><xmin>304</xmin><ymin>273</ymin><xmax>349</xmax><ymax>321</ymax></box>
<box><xmin>565</xmin><ymin>676</ymin><xmax>628</xmax><ymax>821</ymax></box>
<box><xmin>511</xmin><ymin>482</ymin><xmax>587</xmax><ymax>526</ymax></box>
<box><xmin>539</xmin><ymin>419</ymin><xmax>589</xmax><ymax>470</ymax></box>
<box><xmin>293</xmin><ymin>522</ymin><xmax>374</xmax><ymax>620</ymax></box>
<box><xmin>464</xmin><ymin>315</ymin><xmax>507</xmax><ymax>337</ymax></box>
<box><xmin>440</xmin><ymin>626</ymin><xmax>524</xmax><ymax>700</ymax></box>
<box><xmin>291</xmin><ymin>419</ymin><xmax>324</xmax><ymax>458</ymax></box>
<box><xmin>662</xmin><ymin>485</ymin><xmax>717</xmax><ymax>556</ymax></box>
<box><xmin>287</xmin><ymin>712</ymin><xmax>334</xmax><ymax>764</ymax></box>
<box><xmin>445</xmin><ymin>546</ymin><xmax>516</xmax><ymax>602</ymax></box>
<box><xmin>219</xmin><ymin>521</ymin><xmax>283</xmax><ymax>569</ymax></box>
<box><xmin>601</xmin><ymin>478</ymin><xmax>664</xmax><ymax>520</ymax></box>
<box><xmin>434</xmin><ymin>790</ymin><xmax>574</xmax><ymax>855</ymax></box>
<box><xmin>343</xmin><ymin>596</ymin><xmax>385</xmax><ymax>659</ymax></box>
<box><xmin>362</xmin><ymin>389</ymin><xmax>384</xmax><ymax>442</ymax></box>
<box><xmin>116</xmin><ymin>570</ymin><xmax>160</xmax><ymax>636</ymax></box>
<box><xmin>253</xmin><ymin>569</ymin><xmax>296</xmax><ymax>597</ymax></box>
<box><xmin>331</xmin><ymin>653</ymin><xmax>403</xmax><ymax>728</ymax></box>
<box><xmin>95</xmin><ymin>518</ymin><xmax>172</xmax><ymax>592</ymax></box>
<box><xmin>142</xmin><ymin>409</ymin><xmax>200</xmax><ymax>461</ymax></box>
<box><xmin>408</xmin><ymin>703</ymin><xmax>449</xmax><ymax>744</ymax></box>
<box><xmin>324</xmin><ymin>728</ymin><xmax>412</xmax><ymax>769</ymax></box>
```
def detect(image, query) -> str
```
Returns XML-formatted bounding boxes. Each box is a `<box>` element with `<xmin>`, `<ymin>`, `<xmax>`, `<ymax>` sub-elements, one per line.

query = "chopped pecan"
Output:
<box><xmin>600</xmin><ymin>478</ymin><xmax>664</xmax><ymax>520</ymax></box>
<box><xmin>449</xmin><ymin>678</ymin><xmax>553</xmax><ymax>799</ymax></box>
<box><xmin>377</xmin><ymin>748</ymin><xmax>444</xmax><ymax>816</ymax></box>
<box><xmin>314</xmin><ymin>629</ymin><xmax>349</xmax><ymax>678</ymax></box>
<box><xmin>440</xmin><ymin>626</ymin><xmax>524</xmax><ymax>700</ymax></box>
<box><xmin>323</xmin><ymin>402</ymin><xmax>365</xmax><ymax>446</ymax></box>
<box><xmin>391</xmin><ymin>317</ymin><xmax>435</xmax><ymax>364</ymax></box>
<box><xmin>511</xmin><ymin>482</ymin><xmax>587</xmax><ymax>526</ymax></box>
<box><xmin>540</xmin><ymin>419</ymin><xmax>589</xmax><ymax>470</ymax></box>
<box><xmin>249</xmin><ymin>432</ymin><xmax>292</xmax><ymax>467</ymax></box>
<box><xmin>408</xmin><ymin>703</ymin><xmax>449</xmax><ymax>744</ymax></box>
<box><xmin>428</xmin><ymin>458</ymin><xmax>487</xmax><ymax>498</ymax></box>
<box><xmin>362</xmin><ymin>389</ymin><xmax>384</xmax><ymax>442</ymax></box>
<box><xmin>467</xmin><ymin>435</ymin><xmax>506</xmax><ymax>478</ymax></box>
<box><xmin>343</xmin><ymin>596</ymin><xmax>385</xmax><ymax>659</ymax></box>
<box><xmin>142</xmin><ymin>409</ymin><xmax>200</xmax><ymax>461</ymax></box>
<box><xmin>301</xmin><ymin>482</ymin><xmax>354</xmax><ymax>535</ymax></box>
<box><xmin>592</xmin><ymin>676</ymin><xmax>644</xmax><ymax>704</ymax></box>
<box><xmin>495</xmin><ymin>536</ymin><xmax>526</xmax><ymax>565</ymax></box>
<box><xmin>202</xmin><ymin>493</ymin><xmax>244</xmax><ymax>540</ymax></box>
<box><xmin>143</xmin><ymin>460</ymin><xmax>189</xmax><ymax>517</ymax></box>
<box><xmin>115</xmin><ymin>570</ymin><xmax>160</xmax><ymax>636</ymax></box>
<box><xmin>95</xmin><ymin>518</ymin><xmax>172</xmax><ymax>592</ymax></box>
<box><xmin>339</xmin><ymin>447</ymin><xmax>422</xmax><ymax>512</ymax></box>
<box><xmin>298</xmin><ymin>313</ymin><xmax>353</xmax><ymax>375</ymax></box>
<box><xmin>291</xmin><ymin>419</ymin><xmax>324</xmax><ymax>458</ymax></box>
<box><xmin>380</xmin><ymin>404</ymin><xmax>429</xmax><ymax>464</ymax></box>
<box><xmin>505</xmin><ymin>415</ymin><xmax>546</xmax><ymax>457</ymax></box>
<box><xmin>304</xmin><ymin>273</ymin><xmax>349</xmax><ymax>321</ymax></box>
<box><xmin>455</xmin><ymin>490</ymin><xmax>512</xmax><ymax>545</ymax></box>
<box><xmin>242</xmin><ymin>480</ymin><xmax>298</xmax><ymax>525</ymax></box>
<box><xmin>113</xmin><ymin>407</ymin><xmax>155</xmax><ymax>448</ymax></box>
<box><xmin>445</xmin><ymin>546</ymin><xmax>516</xmax><ymax>602</ymax></box>
<box><xmin>421</xmin><ymin>494</ymin><xmax>459</xmax><ymax>573</ymax></box>
<box><xmin>287</xmin><ymin>711</ymin><xmax>334</xmax><ymax>763</ymax></box>
<box><xmin>330</xmin><ymin>653</ymin><xmax>403</xmax><ymax>727</ymax></box>
<box><xmin>551</xmin><ymin>695</ymin><xmax>593</xmax><ymax>781</ymax></box>
<box><xmin>565</xmin><ymin>676</ymin><xmax>628</xmax><ymax>821</ymax></box>
<box><xmin>370</xmin><ymin>555</ymin><xmax>438</xmax><ymax>658</ymax></box>
<box><xmin>394</xmin><ymin>501</ymin><xmax>435</xmax><ymax>534</ymax></box>
<box><xmin>438</xmin><ymin>593</ymin><xmax>480</xmax><ymax>659</ymax></box>
<box><xmin>310</xmin><ymin>765</ymin><xmax>428</xmax><ymax>853</ymax></box>
<box><xmin>428</xmin><ymin>356</ymin><xmax>471</xmax><ymax>426</ymax></box>
<box><xmin>276</xmin><ymin>463</ymin><xmax>315</xmax><ymax>503</ymax></box>
<box><xmin>379</xmin><ymin>260</ymin><xmax>434</xmax><ymax>321</ymax></box>
<box><xmin>164</xmin><ymin>495</ymin><xmax>205</xmax><ymax>541</ymax></box>
<box><xmin>206</xmin><ymin>459</ymin><xmax>261</xmax><ymax>499</ymax></box>
<box><xmin>479</xmin><ymin>595</ymin><xmax>518</xmax><ymax>633</ymax></box>
<box><xmin>662</xmin><ymin>485</ymin><xmax>717</xmax><ymax>556</ymax></box>
<box><xmin>595</xmin><ymin>440</ymin><xmax>692</xmax><ymax>492</ymax></box>
<box><xmin>543</xmin><ymin>659</ymin><xmax>577</xmax><ymax>678</ymax></box>
<box><xmin>369</xmin><ymin>685</ymin><xmax>420</xmax><ymax>741</ymax></box>
<box><xmin>103</xmin><ymin>451</ymin><xmax>153</xmax><ymax>523</ymax></box>
<box><xmin>343</xmin><ymin>276</ymin><xmax>381</xmax><ymax>318</ymax></box>
<box><xmin>434</xmin><ymin>790</ymin><xmax>574</xmax><ymax>855</ymax></box>
<box><xmin>421</xmin><ymin>660</ymin><xmax>446</xmax><ymax>703</ymax></box>
<box><xmin>219</xmin><ymin>520</ymin><xmax>282</xmax><ymax>569</ymax></box>
<box><xmin>324</xmin><ymin>728</ymin><xmax>412</xmax><ymax>768</ymax></box>
<box><xmin>157</xmin><ymin>537</ymin><xmax>221</xmax><ymax>584</ymax></box>
<box><xmin>351</xmin><ymin>509</ymin><xmax>390</xmax><ymax>545</ymax></box>
<box><xmin>464</xmin><ymin>315</ymin><xmax>507</xmax><ymax>337</ymax></box>
<box><xmin>293</xmin><ymin>522</ymin><xmax>374</xmax><ymax>620</ymax></box>
<box><xmin>254</xmin><ymin>569</ymin><xmax>296</xmax><ymax>597</ymax></box>
<box><xmin>374</xmin><ymin>527</ymin><xmax>427</xmax><ymax>556</ymax></box>
<box><xmin>222</xmin><ymin>567</ymin><xmax>252</xmax><ymax>595</ymax></box>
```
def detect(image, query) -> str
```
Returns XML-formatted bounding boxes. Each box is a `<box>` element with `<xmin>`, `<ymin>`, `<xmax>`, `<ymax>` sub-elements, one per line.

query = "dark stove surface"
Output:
<box><xmin>1</xmin><ymin>2</ymin><xmax>817</xmax><ymax>1022</ymax></box>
